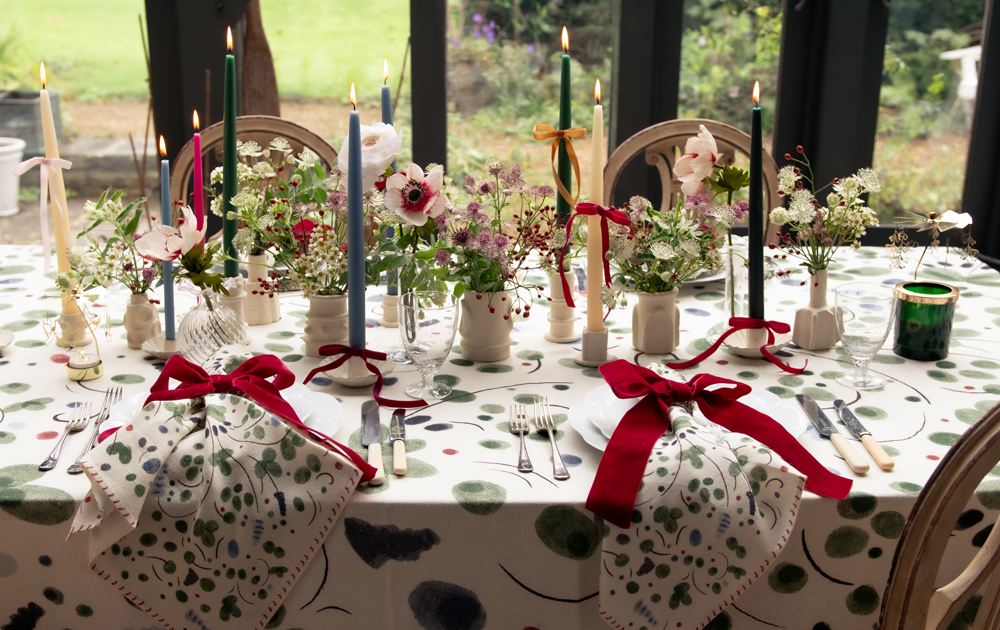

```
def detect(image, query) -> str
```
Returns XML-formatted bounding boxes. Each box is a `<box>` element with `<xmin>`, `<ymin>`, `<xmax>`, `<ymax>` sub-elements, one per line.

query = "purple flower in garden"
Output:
<box><xmin>452</xmin><ymin>228</ymin><xmax>472</xmax><ymax>246</ymax></box>
<box><xmin>684</xmin><ymin>194</ymin><xmax>712</xmax><ymax>216</ymax></box>
<box><xmin>433</xmin><ymin>249</ymin><xmax>452</xmax><ymax>267</ymax></box>
<box><xmin>733</xmin><ymin>201</ymin><xmax>749</xmax><ymax>220</ymax></box>
<box><xmin>477</xmin><ymin>181</ymin><xmax>496</xmax><ymax>196</ymax></box>
<box><xmin>142</xmin><ymin>266</ymin><xmax>156</xmax><ymax>284</ymax></box>
<box><xmin>527</xmin><ymin>43</ymin><xmax>535</xmax><ymax>54</ymax></box>
<box><xmin>472</xmin><ymin>13</ymin><xmax>482</xmax><ymax>23</ymax></box>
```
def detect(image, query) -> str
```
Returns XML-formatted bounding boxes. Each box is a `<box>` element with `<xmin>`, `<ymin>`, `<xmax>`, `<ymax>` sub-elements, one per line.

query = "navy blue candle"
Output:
<box><xmin>348</xmin><ymin>85</ymin><xmax>365</xmax><ymax>349</ymax></box>
<box><xmin>381</xmin><ymin>60</ymin><xmax>399</xmax><ymax>296</ymax></box>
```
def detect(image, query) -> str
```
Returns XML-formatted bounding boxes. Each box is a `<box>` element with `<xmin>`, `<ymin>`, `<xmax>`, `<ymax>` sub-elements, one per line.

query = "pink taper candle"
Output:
<box><xmin>192</xmin><ymin>110</ymin><xmax>204</xmax><ymax>231</ymax></box>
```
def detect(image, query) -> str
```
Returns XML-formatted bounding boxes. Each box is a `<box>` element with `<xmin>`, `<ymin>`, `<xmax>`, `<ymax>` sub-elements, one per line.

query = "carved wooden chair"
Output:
<box><xmin>170</xmin><ymin>115</ymin><xmax>338</xmax><ymax>237</ymax></box>
<box><xmin>603</xmin><ymin>118</ymin><xmax>782</xmax><ymax>245</ymax></box>
<box><xmin>879</xmin><ymin>401</ymin><xmax>1000</xmax><ymax>629</ymax></box>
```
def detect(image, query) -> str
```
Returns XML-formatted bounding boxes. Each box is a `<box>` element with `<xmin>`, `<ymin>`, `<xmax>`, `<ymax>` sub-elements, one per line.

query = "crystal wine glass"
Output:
<box><xmin>834</xmin><ymin>282</ymin><xmax>896</xmax><ymax>390</ymax></box>
<box><xmin>398</xmin><ymin>291</ymin><xmax>460</xmax><ymax>399</ymax></box>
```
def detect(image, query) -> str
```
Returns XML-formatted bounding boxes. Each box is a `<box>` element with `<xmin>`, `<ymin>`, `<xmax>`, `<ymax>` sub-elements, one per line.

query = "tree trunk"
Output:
<box><xmin>242</xmin><ymin>0</ymin><xmax>280</xmax><ymax>117</ymax></box>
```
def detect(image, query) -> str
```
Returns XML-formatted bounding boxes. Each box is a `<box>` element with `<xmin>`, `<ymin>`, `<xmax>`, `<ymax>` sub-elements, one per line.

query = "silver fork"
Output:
<box><xmin>534</xmin><ymin>397</ymin><xmax>570</xmax><ymax>480</ymax></box>
<box><xmin>68</xmin><ymin>387</ymin><xmax>122</xmax><ymax>475</ymax></box>
<box><xmin>509</xmin><ymin>403</ymin><xmax>533</xmax><ymax>473</ymax></box>
<box><xmin>39</xmin><ymin>403</ymin><xmax>90</xmax><ymax>471</ymax></box>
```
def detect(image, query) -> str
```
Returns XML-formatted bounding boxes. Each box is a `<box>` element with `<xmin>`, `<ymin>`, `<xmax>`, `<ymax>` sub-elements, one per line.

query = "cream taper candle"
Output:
<box><xmin>587</xmin><ymin>80</ymin><xmax>604</xmax><ymax>332</ymax></box>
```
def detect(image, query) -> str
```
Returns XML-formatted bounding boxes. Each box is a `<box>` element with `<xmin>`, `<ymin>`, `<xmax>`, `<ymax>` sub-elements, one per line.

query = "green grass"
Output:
<box><xmin>3</xmin><ymin>0</ymin><xmax>410</xmax><ymax>100</ymax></box>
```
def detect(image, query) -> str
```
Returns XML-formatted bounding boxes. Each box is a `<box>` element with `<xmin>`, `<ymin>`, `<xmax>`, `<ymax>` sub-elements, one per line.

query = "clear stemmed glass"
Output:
<box><xmin>834</xmin><ymin>282</ymin><xmax>896</xmax><ymax>390</ymax></box>
<box><xmin>398</xmin><ymin>291</ymin><xmax>460</xmax><ymax>399</ymax></box>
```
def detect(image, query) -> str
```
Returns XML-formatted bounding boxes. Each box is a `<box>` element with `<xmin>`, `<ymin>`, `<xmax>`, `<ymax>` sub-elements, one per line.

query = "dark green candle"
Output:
<box><xmin>748</xmin><ymin>82</ymin><xmax>763</xmax><ymax>319</ymax></box>
<box><xmin>557</xmin><ymin>26</ymin><xmax>572</xmax><ymax>226</ymax></box>
<box><xmin>893</xmin><ymin>281</ymin><xmax>959</xmax><ymax>361</ymax></box>
<box><xmin>222</xmin><ymin>28</ymin><xmax>238</xmax><ymax>278</ymax></box>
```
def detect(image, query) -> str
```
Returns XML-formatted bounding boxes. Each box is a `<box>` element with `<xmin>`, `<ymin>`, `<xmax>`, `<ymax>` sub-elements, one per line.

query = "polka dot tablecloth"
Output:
<box><xmin>1</xmin><ymin>244</ymin><xmax>999</xmax><ymax>630</ymax></box>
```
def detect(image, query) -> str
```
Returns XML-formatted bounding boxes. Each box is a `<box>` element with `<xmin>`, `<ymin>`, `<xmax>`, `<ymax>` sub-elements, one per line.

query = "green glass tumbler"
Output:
<box><xmin>892</xmin><ymin>281</ymin><xmax>959</xmax><ymax>361</ymax></box>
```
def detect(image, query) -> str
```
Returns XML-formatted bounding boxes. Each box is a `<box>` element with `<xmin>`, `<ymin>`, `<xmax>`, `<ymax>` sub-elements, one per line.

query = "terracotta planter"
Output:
<box><xmin>545</xmin><ymin>270</ymin><xmax>578</xmax><ymax>342</ymax></box>
<box><xmin>793</xmin><ymin>268</ymin><xmax>838</xmax><ymax>351</ymax></box>
<box><xmin>632</xmin><ymin>289</ymin><xmax>680</xmax><ymax>354</ymax></box>
<box><xmin>303</xmin><ymin>295</ymin><xmax>348</xmax><ymax>358</ymax></box>
<box><xmin>459</xmin><ymin>291</ymin><xmax>513</xmax><ymax>362</ymax></box>
<box><xmin>124</xmin><ymin>292</ymin><xmax>162</xmax><ymax>350</ymax></box>
<box><xmin>245</xmin><ymin>253</ymin><xmax>280</xmax><ymax>326</ymax></box>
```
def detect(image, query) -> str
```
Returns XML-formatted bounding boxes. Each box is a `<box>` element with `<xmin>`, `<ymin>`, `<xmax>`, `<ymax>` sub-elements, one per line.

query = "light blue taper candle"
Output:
<box><xmin>159</xmin><ymin>139</ymin><xmax>175</xmax><ymax>340</ymax></box>
<box><xmin>381</xmin><ymin>63</ymin><xmax>399</xmax><ymax>296</ymax></box>
<box><xmin>348</xmin><ymin>86</ymin><xmax>365</xmax><ymax>349</ymax></box>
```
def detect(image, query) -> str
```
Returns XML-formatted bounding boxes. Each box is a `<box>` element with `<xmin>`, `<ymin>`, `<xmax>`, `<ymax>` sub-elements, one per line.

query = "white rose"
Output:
<box><xmin>338</xmin><ymin>122</ymin><xmax>403</xmax><ymax>193</ymax></box>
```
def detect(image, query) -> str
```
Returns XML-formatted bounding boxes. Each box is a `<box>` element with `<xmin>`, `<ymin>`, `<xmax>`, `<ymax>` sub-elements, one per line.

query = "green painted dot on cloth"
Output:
<box><xmin>766</xmin><ymin>386</ymin><xmax>794</xmax><ymax>399</ymax></box>
<box><xmin>480</xmin><ymin>404</ymin><xmax>504</xmax><ymax>414</ymax></box>
<box><xmin>76</xmin><ymin>604</ymin><xmax>93</xmax><ymax>617</ymax></box>
<box><xmin>777</xmin><ymin>376</ymin><xmax>803</xmax><ymax>388</ymax></box>
<box><xmin>957</xmin><ymin>408</ymin><xmax>983</xmax><ymax>425</ymax></box>
<box><xmin>824</xmin><ymin>526</ymin><xmax>869</xmax><ymax>558</ymax></box>
<box><xmin>516</xmin><ymin>350</ymin><xmax>544</xmax><ymax>361</ymax></box>
<box><xmin>936</xmin><ymin>361</ymin><xmax>957</xmax><ymax>369</ymax></box>
<box><xmin>478</xmin><ymin>440</ymin><xmax>510</xmax><ymax>450</ymax></box>
<box><xmin>0</xmin><ymin>383</ymin><xmax>29</xmax><ymax>394</ymax></box>
<box><xmin>971</xmin><ymin>360</ymin><xmax>1000</xmax><ymax>370</ymax></box>
<box><xmin>952</xmin><ymin>328</ymin><xmax>981</xmax><ymax>338</ymax></box>
<box><xmin>959</xmin><ymin>370</ymin><xmax>993</xmax><ymax>380</ymax></box>
<box><xmin>836</xmin><ymin>493</ymin><xmax>878</xmax><ymax>519</ymax></box>
<box><xmin>452</xmin><ymin>480</ymin><xmax>506</xmax><ymax>516</ymax></box>
<box><xmin>282</xmin><ymin>354</ymin><xmax>303</xmax><ymax>363</ymax></box>
<box><xmin>694</xmin><ymin>291</ymin><xmax>724</xmax><ymax>301</ymax></box>
<box><xmin>514</xmin><ymin>394</ymin><xmax>540</xmax><ymax>405</ymax></box>
<box><xmin>444</xmin><ymin>390</ymin><xmax>476</xmax><ymax>403</ymax></box>
<box><xmin>890</xmin><ymin>481</ymin><xmax>923</xmax><ymax>495</ymax></box>
<box><xmin>704</xmin><ymin>611</ymin><xmax>732</xmax><ymax>630</ymax></box>
<box><xmin>0</xmin><ymin>432</ymin><xmax>15</xmax><ymax>445</ymax></box>
<box><xmin>20</xmin><ymin>310</ymin><xmax>58</xmax><ymax>319</ymax></box>
<box><xmin>845</xmin><ymin>584</ymin><xmax>880</xmax><ymax>615</ymax></box>
<box><xmin>737</xmin><ymin>371</ymin><xmax>757</xmax><ymax>380</ymax></box>
<box><xmin>1</xmin><ymin>320</ymin><xmax>39</xmax><ymax>332</ymax></box>
<box><xmin>111</xmin><ymin>374</ymin><xmax>145</xmax><ymax>385</ymax></box>
<box><xmin>870</xmin><ymin>511</ymin><xmax>906</xmax><ymax>539</ymax></box>
<box><xmin>450</xmin><ymin>358</ymin><xmax>474</xmax><ymax>367</ymax></box>
<box><xmin>267</xmin><ymin>331</ymin><xmax>295</xmax><ymax>339</ymax></box>
<box><xmin>0</xmin><ymin>266</ymin><xmax>34</xmax><ymax>276</ymax></box>
<box><xmin>976</xmin><ymin>479</ymin><xmax>1000</xmax><ymax>510</ymax></box>
<box><xmin>871</xmin><ymin>353</ymin><xmax>905</xmax><ymax>365</ymax></box>
<box><xmin>434</xmin><ymin>374</ymin><xmax>459</xmax><ymax>387</ymax></box>
<box><xmin>927</xmin><ymin>370</ymin><xmax>958</xmax><ymax>383</ymax></box>
<box><xmin>14</xmin><ymin>340</ymin><xmax>44</xmax><ymax>348</ymax></box>
<box><xmin>264</xmin><ymin>343</ymin><xmax>293</xmax><ymax>353</ymax></box>
<box><xmin>928</xmin><ymin>432</ymin><xmax>960</xmax><ymax>446</ymax></box>
<box><xmin>844</xmin><ymin>267</ymin><xmax>889</xmax><ymax>277</ymax></box>
<box><xmin>767</xmin><ymin>562</ymin><xmax>808</xmax><ymax>594</ymax></box>
<box><xmin>853</xmin><ymin>406</ymin><xmax>887</xmax><ymax>420</ymax></box>
<box><xmin>534</xmin><ymin>505</ymin><xmax>601</xmax><ymax>560</ymax></box>
<box><xmin>477</xmin><ymin>364</ymin><xmax>512</xmax><ymax>374</ymax></box>
<box><xmin>802</xmin><ymin>386</ymin><xmax>835</xmax><ymax>401</ymax></box>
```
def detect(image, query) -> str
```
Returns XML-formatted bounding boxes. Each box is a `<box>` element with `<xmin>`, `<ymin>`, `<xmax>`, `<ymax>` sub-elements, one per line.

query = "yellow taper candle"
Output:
<box><xmin>587</xmin><ymin>79</ymin><xmax>604</xmax><ymax>332</ymax></box>
<box><xmin>39</xmin><ymin>63</ymin><xmax>75</xmax><ymax>313</ymax></box>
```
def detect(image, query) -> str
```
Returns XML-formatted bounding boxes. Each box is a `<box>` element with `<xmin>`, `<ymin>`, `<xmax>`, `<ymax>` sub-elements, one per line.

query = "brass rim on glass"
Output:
<box><xmin>893</xmin><ymin>281</ymin><xmax>959</xmax><ymax>305</ymax></box>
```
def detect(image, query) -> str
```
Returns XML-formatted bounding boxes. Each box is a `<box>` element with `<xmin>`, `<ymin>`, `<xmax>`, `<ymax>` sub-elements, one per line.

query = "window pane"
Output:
<box><xmin>871</xmin><ymin>0</ymin><xmax>986</xmax><ymax>224</ymax></box>
<box><xmin>444</xmin><ymin>1</ymin><xmax>612</xmax><ymax>197</ymax></box>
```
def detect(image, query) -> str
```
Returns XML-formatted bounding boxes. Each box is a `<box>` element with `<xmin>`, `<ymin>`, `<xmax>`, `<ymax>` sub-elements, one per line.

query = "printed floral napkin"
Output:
<box><xmin>68</xmin><ymin>366</ymin><xmax>368</xmax><ymax>629</ymax></box>
<box><xmin>598</xmin><ymin>406</ymin><xmax>805</xmax><ymax>630</ymax></box>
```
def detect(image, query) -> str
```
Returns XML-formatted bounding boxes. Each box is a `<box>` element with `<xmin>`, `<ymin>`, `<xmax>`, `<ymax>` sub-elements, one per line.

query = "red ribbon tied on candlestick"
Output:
<box><xmin>586</xmin><ymin>361</ymin><xmax>851</xmax><ymax>529</ymax></box>
<box><xmin>142</xmin><ymin>354</ymin><xmax>376</xmax><ymax>482</ymax></box>
<box><xmin>303</xmin><ymin>345</ymin><xmax>427</xmax><ymax>409</ymax></box>
<box><xmin>667</xmin><ymin>317</ymin><xmax>807</xmax><ymax>375</ymax></box>
<box><xmin>557</xmin><ymin>202</ymin><xmax>630</xmax><ymax>310</ymax></box>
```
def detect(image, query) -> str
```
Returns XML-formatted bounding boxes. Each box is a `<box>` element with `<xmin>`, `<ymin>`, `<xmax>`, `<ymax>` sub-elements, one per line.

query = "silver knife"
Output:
<box><xmin>361</xmin><ymin>400</ymin><xmax>386</xmax><ymax>485</ymax></box>
<box><xmin>834</xmin><ymin>399</ymin><xmax>894</xmax><ymax>471</ymax></box>
<box><xmin>795</xmin><ymin>394</ymin><xmax>869</xmax><ymax>474</ymax></box>
<box><xmin>390</xmin><ymin>409</ymin><xmax>407</xmax><ymax>476</ymax></box>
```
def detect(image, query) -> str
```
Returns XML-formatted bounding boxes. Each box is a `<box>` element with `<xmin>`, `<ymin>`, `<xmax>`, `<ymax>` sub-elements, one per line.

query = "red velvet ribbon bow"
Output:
<box><xmin>141</xmin><ymin>354</ymin><xmax>376</xmax><ymax>482</ymax></box>
<box><xmin>586</xmin><ymin>360</ymin><xmax>851</xmax><ymax>529</ymax></box>
<box><xmin>557</xmin><ymin>202</ymin><xmax>630</xmax><ymax>309</ymax></box>
<box><xmin>303</xmin><ymin>345</ymin><xmax>427</xmax><ymax>409</ymax></box>
<box><xmin>667</xmin><ymin>317</ymin><xmax>807</xmax><ymax>375</ymax></box>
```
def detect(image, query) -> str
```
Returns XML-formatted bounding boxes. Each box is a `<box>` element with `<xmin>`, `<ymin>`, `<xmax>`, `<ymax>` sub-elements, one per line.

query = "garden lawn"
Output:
<box><xmin>4</xmin><ymin>0</ymin><xmax>409</xmax><ymax>101</ymax></box>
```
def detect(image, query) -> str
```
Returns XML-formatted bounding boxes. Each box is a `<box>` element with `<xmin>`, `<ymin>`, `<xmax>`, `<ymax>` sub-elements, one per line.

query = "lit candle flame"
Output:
<box><xmin>753</xmin><ymin>81</ymin><xmax>760</xmax><ymax>105</ymax></box>
<box><xmin>193</xmin><ymin>110</ymin><xmax>200</xmax><ymax>131</ymax></box>
<box><xmin>40</xmin><ymin>62</ymin><xmax>46</xmax><ymax>89</ymax></box>
<box><xmin>159</xmin><ymin>135</ymin><xmax>167</xmax><ymax>157</ymax></box>
<box><xmin>595</xmin><ymin>79</ymin><xmax>601</xmax><ymax>105</ymax></box>
<box><xmin>383</xmin><ymin>58</ymin><xmax>389</xmax><ymax>83</ymax></box>
<box><xmin>227</xmin><ymin>27</ymin><xmax>233</xmax><ymax>53</ymax></box>
<box><xmin>561</xmin><ymin>26</ymin><xmax>569</xmax><ymax>53</ymax></box>
<box><xmin>350</xmin><ymin>82</ymin><xmax>356</xmax><ymax>110</ymax></box>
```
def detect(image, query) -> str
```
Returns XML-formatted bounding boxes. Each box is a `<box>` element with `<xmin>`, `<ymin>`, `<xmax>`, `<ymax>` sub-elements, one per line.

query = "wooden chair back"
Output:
<box><xmin>879</xmin><ymin>402</ymin><xmax>1000</xmax><ymax>629</ymax></box>
<box><xmin>170</xmin><ymin>115</ymin><xmax>338</xmax><ymax>216</ymax></box>
<box><xmin>603</xmin><ymin>118</ymin><xmax>781</xmax><ymax>245</ymax></box>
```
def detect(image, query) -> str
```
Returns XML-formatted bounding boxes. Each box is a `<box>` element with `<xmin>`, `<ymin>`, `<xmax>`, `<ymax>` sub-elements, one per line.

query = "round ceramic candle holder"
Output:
<box><xmin>576</xmin><ymin>328</ymin><xmax>611</xmax><ymax>367</ymax></box>
<box><xmin>327</xmin><ymin>354</ymin><xmax>396</xmax><ymax>388</ymax></box>
<box><xmin>892</xmin><ymin>281</ymin><xmax>959</xmax><ymax>361</ymax></box>
<box><xmin>141</xmin><ymin>335</ymin><xmax>183</xmax><ymax>360</ymax></box>
<box><xmin>56</xmin><ymin>310</ymin><xmax>94</xmax><ymax>349</ymax></box>
<box><xmin>67</xmin><ymin>358</ymin><xmax>103</xmax><ymax>381</ymax></box>
<box><xmin>377</xmin><ymin>293</ymin><xmax>399</xmax><ymax>328</ymax></box>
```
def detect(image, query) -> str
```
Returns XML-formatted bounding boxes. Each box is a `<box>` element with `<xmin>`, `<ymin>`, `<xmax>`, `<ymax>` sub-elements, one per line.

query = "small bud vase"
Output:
<box><xmin>177</xmin><ymin>290</ymin><xmax>250</xmax><ymax>366</ymax></box>
<box><xmin>245</xmin><ymin>253</ymin><xmax>280</xmax><ymax>326</ymax></box>
<box><xmin>793</xmin><ymin>268</ymin><xmax>838</xmax><ymax>351</ymax></box>
<box><xmin>304</xmin><ymin>295</ymin><xmax>349</xmax><ymax>358</ymax></box>
<box><xmin>632</xmin><ymin>289</ymin><xmax>680</xmax><ymax>354</ymax></box>
<box><xmin>459</xmin><ymin>291</ymin><xmax>513</xmax><ymax>362</ymax></box>
<box><xmin>124</xmin><ymin>292</ymin><xmax>162</xmax><ymax>350</ymax></box>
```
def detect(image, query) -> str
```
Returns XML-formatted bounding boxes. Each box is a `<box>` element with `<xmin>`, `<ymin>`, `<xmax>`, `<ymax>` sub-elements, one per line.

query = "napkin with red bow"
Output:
<box><xmin>68</xmin><ymin>353</ymin><xmax>373</xmax><ymax>630</ymax></box>
<box><xmin>588</xmin><ymin>361</ymin><xmax>851</xmax><ymax>630</ymax></box>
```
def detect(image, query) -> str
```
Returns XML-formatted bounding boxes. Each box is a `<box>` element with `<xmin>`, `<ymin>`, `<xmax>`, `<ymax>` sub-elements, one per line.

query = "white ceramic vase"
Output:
<box><xmin>245</xmin><ymin>253</ymin><xmax>280</xmax><ymax>326</ymax></box>
<box><xmin>545</xmin><ymin>270</ymin><xmax>578</xmax><ymax>342</ymax></box>
<box><xmin>793</xmin><ymin>268</ymin><xmax>838</xmax><ymax>351</ymax></box>
<box><xmin>459</xmin><ymin>291</ymin><xmax>513</xmax><ymax>362</ymax></box>
<box><xmin>124</xmin><ymin>292</ymin><xmax>162</xmax><ymax>350</ymax></box>
<box><xmin>304</xmin><ymin>295</ymin><xmax>349</xmax><ymax>358</ymax></box>
<box><xmin>632</xmin><ymin>289</ymin><xmax>680</xmax><ymax>354</ymax></box>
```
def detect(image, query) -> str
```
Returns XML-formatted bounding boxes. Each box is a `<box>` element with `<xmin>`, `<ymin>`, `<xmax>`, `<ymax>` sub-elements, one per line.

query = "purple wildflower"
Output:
<box><xmin>473</xmin><ymin>231</ymin><xmax>493</xmax><ymax>252</ymax></box>
<box><xmin>532</xmin><ymin>184</ymin><xmax>554</xmax><ymax>198</ymax></box>
<box><xmin>464</xmin><ymin>173</ymin><xmax>477</xmax><ymax>195</ymax></box>
<box><xmin>326</xmin><ymin>191</ymin><xmax>347</xmax><ymax>211</ymax></box>
<box><xmin>527</xmin><ymin>43</ymin><xmax>535</xmax><ymax>54</ymax></box>
<box><xmin>433</xmin><ymin>249</ymin><xmax>452</xmax><ymax>267</ymax></box>
<box><xmin>452</xmin><ymin>228</ymin><xmax>472</xmax><ymax>247</ymax></box>
<box><xmin>684</xmin><ymin>194</ymin><xmax>712</xmax><ymax>216</ymax></box>
<box><xmin>477</xmin><ymin>181</ymin><xmax>496</xmax><ymax>196</ymax></box>
<box><xmin>123</xmin><ymin>262</ymin><xmax>135</xmax><ymax>272</ymax></box>
<box><xmin>733</xmin><ymin>201</ymin><xmax>749</xmax><ymax>220</ymax></box>
<box><xmin>142</xmin><ymin>266</ymin><xmax>156</xmax><ymax>284</ymax></box>
<box><xmin>493</xmin><ymin>234</ymin><xmax>509</xmax><ymax>251</ymax></box>
<box><xmin>472</xmin><ymin>12</ymin><xmax>482</xmax><ymax>23</ymax></box>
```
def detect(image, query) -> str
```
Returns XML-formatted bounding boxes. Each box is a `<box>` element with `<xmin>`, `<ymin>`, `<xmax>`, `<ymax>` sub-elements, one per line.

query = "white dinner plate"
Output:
<box><xmin>104</xmin><ymin>384</ymin><xmax>340</xmax><ymax>438</ymax></box>
<box><xmin>568</xmin><ymin>381</ymin><xmax>809</xmax><ymax>452</ymax></box>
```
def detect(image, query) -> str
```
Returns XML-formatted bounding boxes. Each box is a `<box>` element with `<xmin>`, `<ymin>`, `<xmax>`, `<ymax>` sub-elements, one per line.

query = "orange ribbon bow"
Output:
<box><xmin>532</xmin><ymin>123</ymin><xmax>586</xmax><ymax>210</ymax></box>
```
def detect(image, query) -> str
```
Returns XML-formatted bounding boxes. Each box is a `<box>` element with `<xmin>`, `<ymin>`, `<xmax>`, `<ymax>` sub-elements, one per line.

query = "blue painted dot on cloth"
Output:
<box><xmin>311</xmin><ymin>377</ymin><xmax>333</xmax><ymax>387</ymax></box>
<box><xmin>0</xmin><ymin>551</ymin><xmax>17</xmax><ymax>577</ymax></box>
<box><xmin>142</xmin><ymin>458</ymin><xmax>161</xmax><ymax>473</ymax></box>
<box><xmin>684</xmin><ymin>308</ymin><xmax>711</xmax><ymax>316</ymax></box>
<box><xmin>425</xmin><ymin>423</ymin><xmax>453</xmax><ymax>431</ymax></box>
<box><xmin>561</xmin><ymin>454</ymin><xmax>583</xmax><ymax>467</ymax></box>
<box><xmin>100</xmin><ymin>464</ymin><xmax>111</xmax><ymax>471</ymax></box>
<box><xmin>383</xmin><ymin>377</ymin><xmax>398</xmax><ymax>386</ymax></box>
<box><xmin>158</xmin><ymin>426</ymin><xmax>169</xmax><ymax>434</ymax></box>
<box><xmin>689</xmin><ymin>529</ymin><xmax>702</xmax><ymax>547</ymax></box>
<box><xmin>37</xmin><ymin>555</ymin><xmax>51</xmax><ymax>567</ymax></box>
<box><xmin>408</xmin><ymin>581</ymin><xmax>487</xmax><ymax>630</ymax></box>
<box><xmin>227</xmin><ymin>539</ymin><xmax>240</xmax><ymax>558</ymax></box>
